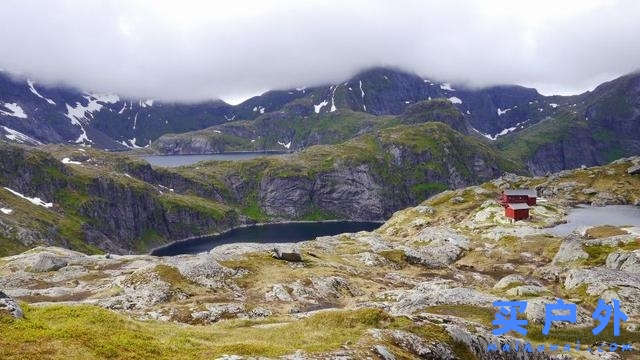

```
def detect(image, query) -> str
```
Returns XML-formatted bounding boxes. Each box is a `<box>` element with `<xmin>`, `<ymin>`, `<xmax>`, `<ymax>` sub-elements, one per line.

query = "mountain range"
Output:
<box><xmin>0</xmin><ymin>67</ymin><xmax>561</xmax><ymax>147</ymax></box>
<box><xmin>2</xmin><ymin>67</ymin><xmax>639</xmax><ymax>175</ymax></box>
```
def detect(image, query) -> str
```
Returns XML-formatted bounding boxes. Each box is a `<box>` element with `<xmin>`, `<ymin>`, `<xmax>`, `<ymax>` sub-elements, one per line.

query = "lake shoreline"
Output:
<box><xmin>140</xmin><ymin>151</ymin><xmax>293</xmax><ymax>167</ymax></box>
<box><xmin>137</xmin><ymin>150</ymin><xmax>293</xmax><ymax>157</ymax></box>
<box><xmin>149</xmin><ymin>219</ymin><xmax>385</xmax><ymax>256</ymax></box>
<box><xmin>547</xmin><ymin>204</ymin><xmax>640</xmax><ymax>236</ymax></box>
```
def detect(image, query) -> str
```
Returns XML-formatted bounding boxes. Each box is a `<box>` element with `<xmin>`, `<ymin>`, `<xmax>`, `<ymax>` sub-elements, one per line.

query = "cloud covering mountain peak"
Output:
<box><xmin>1</xmin><ymin>0</ymin><xmax>639</xmax><ymax>102</ymax></box>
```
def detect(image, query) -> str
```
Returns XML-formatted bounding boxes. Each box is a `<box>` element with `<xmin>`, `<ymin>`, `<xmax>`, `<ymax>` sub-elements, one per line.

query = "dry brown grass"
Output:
<box><xmin>585</xmin><ymin>225</ymin><xmax>628</xmax><ymax>239</ymax></box>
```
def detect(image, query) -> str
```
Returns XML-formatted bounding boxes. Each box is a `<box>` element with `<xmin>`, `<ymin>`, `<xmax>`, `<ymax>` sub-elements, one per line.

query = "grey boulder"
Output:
<box><xmin>627</xmin><ymin>164</ymin><xmax>640</xmax><ymax>175</ymax></box>
<box><xmin>29</xmin><ymin>252</ymin><xmax>68</xmax><ymax>272</ymax></box>
<box><xmin>272</xmin><ymin>247</ymin><xmax>303</xmax><ymax>262</ymax></box>
<box><xmin>0</xmin><ymin>290</ymin><xmax>23</xmax><ymax>318</ymax></box>
<box><xmin>606</xmin><ymin>250</ymin><xmax>640</xmax><ymax>273</ymax></box>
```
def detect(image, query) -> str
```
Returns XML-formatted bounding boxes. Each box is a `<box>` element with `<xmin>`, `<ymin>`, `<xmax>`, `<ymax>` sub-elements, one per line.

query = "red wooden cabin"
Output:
<box><xmin>500</xmin><ymin>189</ymin><xmax>537</xmax><ymax>206</ymax></box>
<box><xmin>505</xmin><ymin>203</ymin><xmax>530</xmax><ymax>221</ymax></box>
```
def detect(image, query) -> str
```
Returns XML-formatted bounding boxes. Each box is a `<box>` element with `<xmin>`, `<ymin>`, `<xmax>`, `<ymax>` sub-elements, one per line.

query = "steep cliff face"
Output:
<box><xmin>0</xmin><ymin>143</ymin><xmax>70</xmax><ymax>199</ymax></box>
<box><xmin>584</xmin><ymin>72</ymin><xmax>640</xmax><ymax>156</ymax></box>
<box><xmin>0</xmin><ymin>144</ymin><xmax>241</xmax><ymax>255</ymax></box>
<box><xmin>524</xmin><ymin>128</ymin><xmax>601</xmax><ymax>174</ymax></box>
<box><xmin>78</xmin><ymin>177</ymin><xmax>237</xmax><ymax>250</ymax></box>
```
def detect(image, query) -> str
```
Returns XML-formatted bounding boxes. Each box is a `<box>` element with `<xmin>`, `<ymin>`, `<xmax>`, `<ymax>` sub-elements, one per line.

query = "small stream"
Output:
<box><xmin>548</xmin><ymin>205</ymin><xmax>640</xmax><ymax>236</ymax></box>
<box><xmin>150</xmin><ymin>221</ymin><xmax>382</xmax><ymax>256</ymax></box>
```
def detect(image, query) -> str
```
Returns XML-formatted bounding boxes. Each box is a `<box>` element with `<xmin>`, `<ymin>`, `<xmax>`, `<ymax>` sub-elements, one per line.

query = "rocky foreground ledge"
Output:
<box><xmin>1</xmin><ymin>157</ymin><xmax>639</xmax><ymax>359</ymax></box>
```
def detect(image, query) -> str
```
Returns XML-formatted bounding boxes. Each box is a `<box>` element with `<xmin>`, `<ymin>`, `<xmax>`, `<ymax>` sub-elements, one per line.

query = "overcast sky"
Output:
<box><xmin>1</xmin><ymin>0</ymin><xmax>639</xmax><ymax>103</ymax></box>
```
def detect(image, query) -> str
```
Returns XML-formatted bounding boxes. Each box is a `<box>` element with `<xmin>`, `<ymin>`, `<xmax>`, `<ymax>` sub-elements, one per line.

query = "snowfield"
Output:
<box><xmin>61</xmin><ymin>157</ymin><xmax>82</xmax><ymax>165</ymax></box>
<box><xmin>27</xmin><ymin>80</ymin><xmax>56</xmax><ymax>105</ymax></box>
<box><xmin>0</xmin><ymin>103</ymin><xmax>28</xmax><ymax>118</ymax></box>
<box><xmin>277</xmin><ymin>140</ymin><xmax>292</xmax><ymax>149</ymax></box>
<box><xmin>2</xmin><ymin>126</ymin><xmax>42</xmax><ymax>145</ymax></box>
<box><xmin>3</xmin><ymin>187</ymin><xmax>53</xmax><ymax>208</ymax></box>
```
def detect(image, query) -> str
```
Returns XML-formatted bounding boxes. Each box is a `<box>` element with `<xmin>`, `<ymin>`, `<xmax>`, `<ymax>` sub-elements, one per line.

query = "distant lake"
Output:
<box><xmin>142</xmin><ymin>152</ymin><xmax>287</xmax><ymax>167</ymax></box>
<box><xmin>151</xmin><ymin>221</ymin><xmax>382</xmax><ymax>256</ymax></box>
<box><xmin>549</xmin><ymin>205</ymin><xmax>640</xmax><ymax>236</ymax></box>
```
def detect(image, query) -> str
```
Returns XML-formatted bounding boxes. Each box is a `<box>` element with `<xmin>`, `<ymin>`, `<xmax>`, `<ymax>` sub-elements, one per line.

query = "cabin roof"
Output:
<box><xmin>504</xmin><ymin>189</ymin><xmax>537</xmax><ymax>197</ymax></box>
<box><xmin>508</xmin><ymin>203</ymin><xmax>530</xmax><ymax>210</ymax></box>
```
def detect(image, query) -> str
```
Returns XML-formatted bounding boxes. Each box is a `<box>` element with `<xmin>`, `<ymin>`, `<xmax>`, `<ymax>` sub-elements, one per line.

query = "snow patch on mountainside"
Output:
<box><xmin>140</xmin><ymin>99</ymin><xmax>154</xmax><ymax>108</ymax></box>
<box><xmin>133</xmin><ymin>113</ymin><xmax>139</xmax><ymax>130</ymax></box>
<box><xmin>482</xmin><ymin>120</ymin><xmax>529</xmax><ymax>140</ymax></box>
<box><xmin>448</xmin><ymin>96</ymin><xmax>462</xmax><ymax>104</ymax></box>
<box><xmin>61</xmin><ymin>157</ymin><xmax>81</xmax><ymax>165</ymax></box>
<box><xmin>0</xmin><ymin>103</ymin><xmax>28</xmax><ymax>118</ymax></box>
<box><xmin>0</xmin><ymin>208</ymin><xmax>12</xmax><ymax>215</ymax></box>
<box><xmin>120</xmin><ymin>138</ymin><xmax>142</xmax><ymax>149</ymax></box>
<box><xmin>314</xmin><ymin>100</ymin><xmax>328</xmax><ymax>114</ymax></box>
<box><xmin>330</xmin><ymin>86</ymin><xmax>337</xmax><ymax>112</ymax></box>
<box><xmin>440</xmin><ymin>83</ymin><xmax>455</xmax><ymax>91</ymax></box>
<box><xmin>3</xmin><ymin>187</ymin><xmax>53</xmax><ymax>208</ymax></box>
<box><xmin>497</xmin><ymin>107</ymin><xmax>511</xmax><ymax>116</ymax></box>
<box><xmin>1</xmin><ymin>126</ymin><xmax>43</xmax><ymax>145</ymax></box>
<box><xmin>64</xmin><ymin>94</ymin><xmax>119</xmax><ymax>143</ymax></box>
<box><xmin>65</xmin><ymin>103</ymin><xmax>93</xmax><ymax>143</ymax></box>
<box><xmin>91</xmin><ymin>94</ymin><xmax>119</xmax><ymax>104</ymax></box>
<box><xmin>359</xmin><ymin>80</ymin><xmax>366</xmax><ymax>111</ymax></box>
<box><xmin>277</xmin><ymin>140</ymin><xmax>291</xmax><ymax>149</ymax></box>
<box><xmin>118</xmin><ymin>102</ymin><xmax>127</xmax><ymax>114</ymax></box>
<box><xmin>27</xmin><ymin>80</ymin><xmax>56</xmax><ymax>105</ymax></box>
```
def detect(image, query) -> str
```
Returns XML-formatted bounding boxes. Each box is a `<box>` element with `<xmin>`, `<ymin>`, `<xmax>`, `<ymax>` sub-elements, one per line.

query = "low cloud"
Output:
<box><xmin>1</xmin><ymin>0</ymin><xmax>639</xmax><ymax>102</ymax></box>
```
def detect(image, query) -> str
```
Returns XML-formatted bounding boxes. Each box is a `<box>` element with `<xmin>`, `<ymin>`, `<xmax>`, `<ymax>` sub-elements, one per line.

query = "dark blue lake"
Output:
<box><xmin>150</xmin><ymin>221</ymin><xmax>382</xmax><ymax>256</ymax></box>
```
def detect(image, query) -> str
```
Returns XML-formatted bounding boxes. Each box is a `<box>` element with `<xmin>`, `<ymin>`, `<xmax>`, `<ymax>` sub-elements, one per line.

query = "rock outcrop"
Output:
<box><xmin>0</xmin><ymin>290</ymin><xmax>23</xmax><ymax>318</ymax></box>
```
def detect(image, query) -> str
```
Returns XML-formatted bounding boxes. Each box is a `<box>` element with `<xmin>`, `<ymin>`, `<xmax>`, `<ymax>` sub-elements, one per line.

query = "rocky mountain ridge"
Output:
<box><xmin>0</xmin><ymin>67</ymin><xmax>567</xmax><ymax>150</ymax></box>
